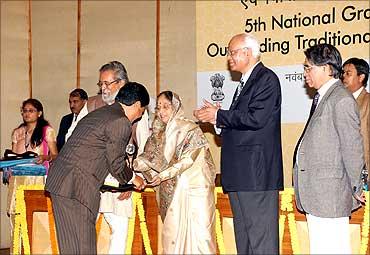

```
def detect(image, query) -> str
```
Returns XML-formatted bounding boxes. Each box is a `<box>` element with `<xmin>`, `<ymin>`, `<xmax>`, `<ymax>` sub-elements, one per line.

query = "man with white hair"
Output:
<box><xmin>194</xmin><ymin>33</ymin><xmax>283</xmax><ymax>254</ymax></box>
<box><xmin>88</xmin><ymin>61</ymin><xmax>152</xmax><ymax>254</ymax></box>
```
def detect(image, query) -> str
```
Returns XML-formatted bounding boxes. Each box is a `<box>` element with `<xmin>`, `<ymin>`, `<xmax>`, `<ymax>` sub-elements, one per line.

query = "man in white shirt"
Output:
<box><xmin>342</xmin><ymin>58</ymin><xmax>370</xmax><ymax>186</ymax></box>
<box><xmin>88</xmin><ymin>61</ymin><xmax>151</xmax><ymax>254</ymax></box>
<box><xmin>56</xmin><ymin>88</ymin><xmax>88</xmax><ymax>151</ymax></box>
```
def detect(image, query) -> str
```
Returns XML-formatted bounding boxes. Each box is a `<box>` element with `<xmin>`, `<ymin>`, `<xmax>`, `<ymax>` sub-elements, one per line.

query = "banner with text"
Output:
<box><xmin>196</xmin><ymin>0</ymin><xmax>369</xmax><ymax>123</ymax></box>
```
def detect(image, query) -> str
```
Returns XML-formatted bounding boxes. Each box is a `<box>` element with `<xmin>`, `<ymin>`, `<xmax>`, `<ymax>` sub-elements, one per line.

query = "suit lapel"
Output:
<box><xmin>67</xmin><ymin>113</ymin><xmax>74</xmax><ymax>127</ymax></box>
<box><xmin>304</xmin><ymin>81</ymin><xmax>340</xmax><ymax>135</ymax></box>
<box><xmin>230</xmin><ymin>62</ymin><xmax>264</xmax><ymax>110</ymax></box>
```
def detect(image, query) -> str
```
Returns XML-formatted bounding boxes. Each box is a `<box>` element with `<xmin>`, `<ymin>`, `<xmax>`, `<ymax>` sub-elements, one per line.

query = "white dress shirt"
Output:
<box><xmin>65</xmin><ymin>102</ymin><xmax>88</xmax><ymax>142</ymax></box>
<box><xmin>352</xmin><ymin>86</ymin><xmax>364</xmax><ymax>99</ymax></box>
<box><xmin>316</xmin><ymin>78</ymin><xmax>338</xmax><ymax>106</ymax></box>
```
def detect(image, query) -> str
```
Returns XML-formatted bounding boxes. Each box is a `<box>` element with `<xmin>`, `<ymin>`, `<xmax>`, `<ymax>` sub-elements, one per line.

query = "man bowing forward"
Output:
<box><xmin>45</xmin><ymin>82</ymin><xmax>149</xmax><ymax>254</ymax></box>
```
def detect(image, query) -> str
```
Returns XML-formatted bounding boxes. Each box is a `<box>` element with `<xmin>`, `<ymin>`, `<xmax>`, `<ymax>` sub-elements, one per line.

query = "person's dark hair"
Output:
<box><xmin>115</xmin><ymin>82</ymin><xmax>149</xmax><ymax>107</ymax></box>
<box><xmin>343</xmin><ymin>57</ymin><xmax>369</xmax><ymax>87</ymax></box>
<box><xmin>157</xmin><ymin>91</ymin><xmax>173</xmax><ymax>101</ymax></box>
<box><xmin>69</xmin><ymin>88</ymin><xmax>88</xmax><ymax>100</ymax></box>
<box><xmin>304</xmin><ymin>44</ymin><xmax>342</xmax><ymax>79</ymax></box>
<box><xmin>99</xmin><ymin>61</ymin><xmax>129</xmax><ymax>83</ymax></box>
<box><xmin>19</xmin><ymin>98</ymin><xmax>50</xmax><ymax>148</ymax></box>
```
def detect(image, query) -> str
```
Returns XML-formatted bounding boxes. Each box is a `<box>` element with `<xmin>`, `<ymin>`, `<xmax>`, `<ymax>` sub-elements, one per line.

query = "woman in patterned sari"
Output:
<box><xmin>134</xmin><ymin>91</ymin><xmax>216</xmax><ymax>254</ymax></box>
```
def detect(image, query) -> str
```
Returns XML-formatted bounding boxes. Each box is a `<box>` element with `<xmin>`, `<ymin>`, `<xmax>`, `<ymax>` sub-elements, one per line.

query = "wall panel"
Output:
<box><xmin>80</xmin><ymin>1</ymin><xmax>156</xmax><ymax>98</ymax></box>
<box><xmin>159</xmin><ymin>1</ymin><xmax>196</xmax><ymax>118</ymax></box>
<box><xmin>31</xmin><ymin>1</ymin><xmax>77</xmax><ymax>129</ymax></box>
<box><xmin>0</xmin><ymin>0</ymin><xmax>30</xmax><ymax>248</ymax></box>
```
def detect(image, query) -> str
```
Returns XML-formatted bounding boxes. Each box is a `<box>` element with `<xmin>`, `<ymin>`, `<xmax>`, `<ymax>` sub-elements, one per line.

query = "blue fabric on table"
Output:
<box><xmin>10</xmin><ymin>164</ymin><xmax>46</xmax><ymax>176</ymax></box>
<box><xmin>0</xmin><ymin>158</ymin><xmax>36</xmax><ymax>168</ymax></box>
<box><xmin>0</xmin><ymin>158</ymin><xmax>46</xmax><ymax>176</ymax></box>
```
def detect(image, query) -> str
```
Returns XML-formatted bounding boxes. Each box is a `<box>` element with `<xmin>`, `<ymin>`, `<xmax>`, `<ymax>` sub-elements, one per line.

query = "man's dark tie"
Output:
<box><xmin>231</xmin><ymin>80</ymin><xmax>245</xmax><ymax>107</ymax></box>
<box><xmin>308</xmin><ymin>92</ymin><xmax>320</xmax><ymax>120</ymax></box>
<box><xmin>293</xmin><ymin>92</ymin><xmax>320</xmax><ymax>166</ymax></box>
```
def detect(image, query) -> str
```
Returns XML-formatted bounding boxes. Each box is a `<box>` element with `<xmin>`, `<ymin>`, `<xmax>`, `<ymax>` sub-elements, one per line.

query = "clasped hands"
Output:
<box><xmin>117</xmin><ymin>175</ymin><xmax>162</xmax><ymax>200</ymax></box>
<box><xmin>118</xmin><ymin>160</ymin><xmax>163</xmax><ymax>200</ymax></box>
<box><xmin>118</xmin><ymin>175</ymin><xmax>145</xmax><ymax>200</ymax></box>
<box><xmin>193</xmin><ymin>100</ymin><xmax>220</xmax><ymax>125</ymax></box>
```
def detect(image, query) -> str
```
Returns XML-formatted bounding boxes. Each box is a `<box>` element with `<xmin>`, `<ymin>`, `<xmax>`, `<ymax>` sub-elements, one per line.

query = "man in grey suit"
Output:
<box><xmin>45</xmin><ymin>82</ymin><xmax>149</xmax><ymax>254</ymax></box>
<box><xmin>293</xmin><ymin>44</ymin><xmax>365</xmax><ymax>254</ymax></box>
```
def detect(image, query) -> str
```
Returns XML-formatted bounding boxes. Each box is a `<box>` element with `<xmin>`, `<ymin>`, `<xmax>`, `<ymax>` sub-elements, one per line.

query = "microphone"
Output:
<box><xmin>125</xmin><ymin>143</ymin><xmax>137</xmax><ymax>170</ymax></box>
<box><xmin>99</xmin><ymin>143</ymin><xmax>137</xmax><ymax>193</ymax></box>
<box><xmin>125</xmin><ymin>143</ymin><xmax>136</xmax><ymax>156</ymax></box>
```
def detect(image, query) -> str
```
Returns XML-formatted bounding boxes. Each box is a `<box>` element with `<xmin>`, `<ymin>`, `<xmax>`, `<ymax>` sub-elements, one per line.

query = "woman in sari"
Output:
<box><xmin>134</xmin><ymin>91</ymin><xmax>216</xmax><ymax>254</ymax></box>
<box><xmin>7</xmin><ymin>98</ymin><xmax>58</xmax><ymax>218</ymax></box>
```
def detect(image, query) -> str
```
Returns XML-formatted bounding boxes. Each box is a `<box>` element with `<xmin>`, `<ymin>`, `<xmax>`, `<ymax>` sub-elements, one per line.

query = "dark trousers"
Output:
<box><xmin>50</xmin><ymin>194</ymin><xmax>98</xmax><ymax>254</ymax></box>
<box><xmin>228</xmin><ymin>190</ymin><xmax>279</xmax><ymax>255</ymax></box>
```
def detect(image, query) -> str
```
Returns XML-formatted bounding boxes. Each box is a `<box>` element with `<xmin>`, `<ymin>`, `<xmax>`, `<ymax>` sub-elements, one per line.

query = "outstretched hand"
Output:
<box><xmin>117</xmin><ymin>191</ymin><xmax>132</xmax><ymax>200</ymax></box>
<box><xmin>147</xmin><ymin>175</ymin><xmax>162</xmax><ymax>187</ymax></box>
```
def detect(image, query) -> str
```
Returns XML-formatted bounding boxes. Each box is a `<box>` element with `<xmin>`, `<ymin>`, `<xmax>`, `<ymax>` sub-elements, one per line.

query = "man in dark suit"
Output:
<box><xmin>56</xmin><ymin>88</ymin><xmax>88</xmax><ymax>151</ymax></box>
<box><xmin>194</xmin><ymin>33</ymin><xmax>283</xmax><ymax>254</ymax></box>
<box><xmin>293</xmin><ymin>44</ymin><xmax>364</xmax><ymax>254</ymax></box>
<box><xmin>45</xmin><ymin>82</ymin><xmax>149</xmax><ymax>254</ymax></box>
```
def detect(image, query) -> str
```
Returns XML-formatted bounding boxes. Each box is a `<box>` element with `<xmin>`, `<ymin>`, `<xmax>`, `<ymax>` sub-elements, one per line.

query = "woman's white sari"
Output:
<box><xmin>134</xmin><ymin>93</ymin><xmax>217</xmax><ymax>254</ymax></box>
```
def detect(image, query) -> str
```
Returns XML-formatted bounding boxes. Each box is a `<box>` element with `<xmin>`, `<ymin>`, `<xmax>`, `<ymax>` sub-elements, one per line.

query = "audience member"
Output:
<box><xmin>7</xmin><ymin>98</ymin><xmax>58</xmax><ymax>243</ymax></box>
<box><xmin>56</xmin><ymin>88</ymin><xmax>88</xmax><ymax>151</ymax></box>
<box><xmin>342</xmin><ymin>58</ymin><xmax>369</xmax><ymax>189</ymax></box>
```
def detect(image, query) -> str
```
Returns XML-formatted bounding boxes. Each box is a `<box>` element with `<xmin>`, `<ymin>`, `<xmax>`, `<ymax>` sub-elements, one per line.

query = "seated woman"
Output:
<box><xmin>7</xmin><ymin>98</ymin><xmax>58</xmax><ymax>222</ymax></box>
<box><xmin>134</xmin><ymin>91</ymin><xmax>216</xmax><ymax>254</ymax></box>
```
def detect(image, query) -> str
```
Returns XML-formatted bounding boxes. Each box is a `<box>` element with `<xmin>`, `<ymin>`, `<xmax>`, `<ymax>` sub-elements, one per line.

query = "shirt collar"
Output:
<box><xmin>73</xmin><ymin>102</ymin><xmax>88</xmax><ymax>122</ymax></box>
<box><xmin>317</xmin><ymin>78</ymin><xmax>338</xmax><ymax>98</ymax></box>
<box><xmin>352</xmin><ymin>86</ymin><xmax>364</xmax><ymax>99</ymax></box>
<box><xmin>241</xmin><ymin>61</ymin><xmax>260</xmax><ymax>84</ymax></box>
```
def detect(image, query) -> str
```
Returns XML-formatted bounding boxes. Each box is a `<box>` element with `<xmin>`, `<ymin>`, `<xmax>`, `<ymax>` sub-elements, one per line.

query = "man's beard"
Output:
<box><xmin>102</xmin><ymin>90</ymin><xmax>119</xmax><ymax>105</ymax></box>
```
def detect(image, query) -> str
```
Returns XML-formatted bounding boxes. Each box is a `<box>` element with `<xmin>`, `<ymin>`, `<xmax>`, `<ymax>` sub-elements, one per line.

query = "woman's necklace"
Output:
<box><xmin>24</xmin><ymin>127</ymin><xmax>33</xmax><ymax>151</ymax></box>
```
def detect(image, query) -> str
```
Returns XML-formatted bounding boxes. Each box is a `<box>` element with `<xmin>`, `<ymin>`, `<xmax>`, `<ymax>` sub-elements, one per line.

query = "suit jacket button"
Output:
<box><xmin>300</xmin><ymin>169</ymin><xmax>305</xmax><ymax>172</ymax></box>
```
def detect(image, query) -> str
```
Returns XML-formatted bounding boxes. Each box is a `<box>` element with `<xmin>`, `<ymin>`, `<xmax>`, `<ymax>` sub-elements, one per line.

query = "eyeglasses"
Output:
<box><xmin>21</xmin><ymin>109</ymin><xmax>37</xmax><ymax>114</ymax></box>
<box><xmin>227</xmin><ymin>47</ymin><xmax>248</xmax><ymax>57</ymax></box>
<box><xmin>303</xmin><ymin>64</ymin><xmax>316</xmax><ymax>73</ymax></box>
<box><xmin>96</xmin><ymin>79</ymin><xmax>121</xmax><ymax>88</ymax></box>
